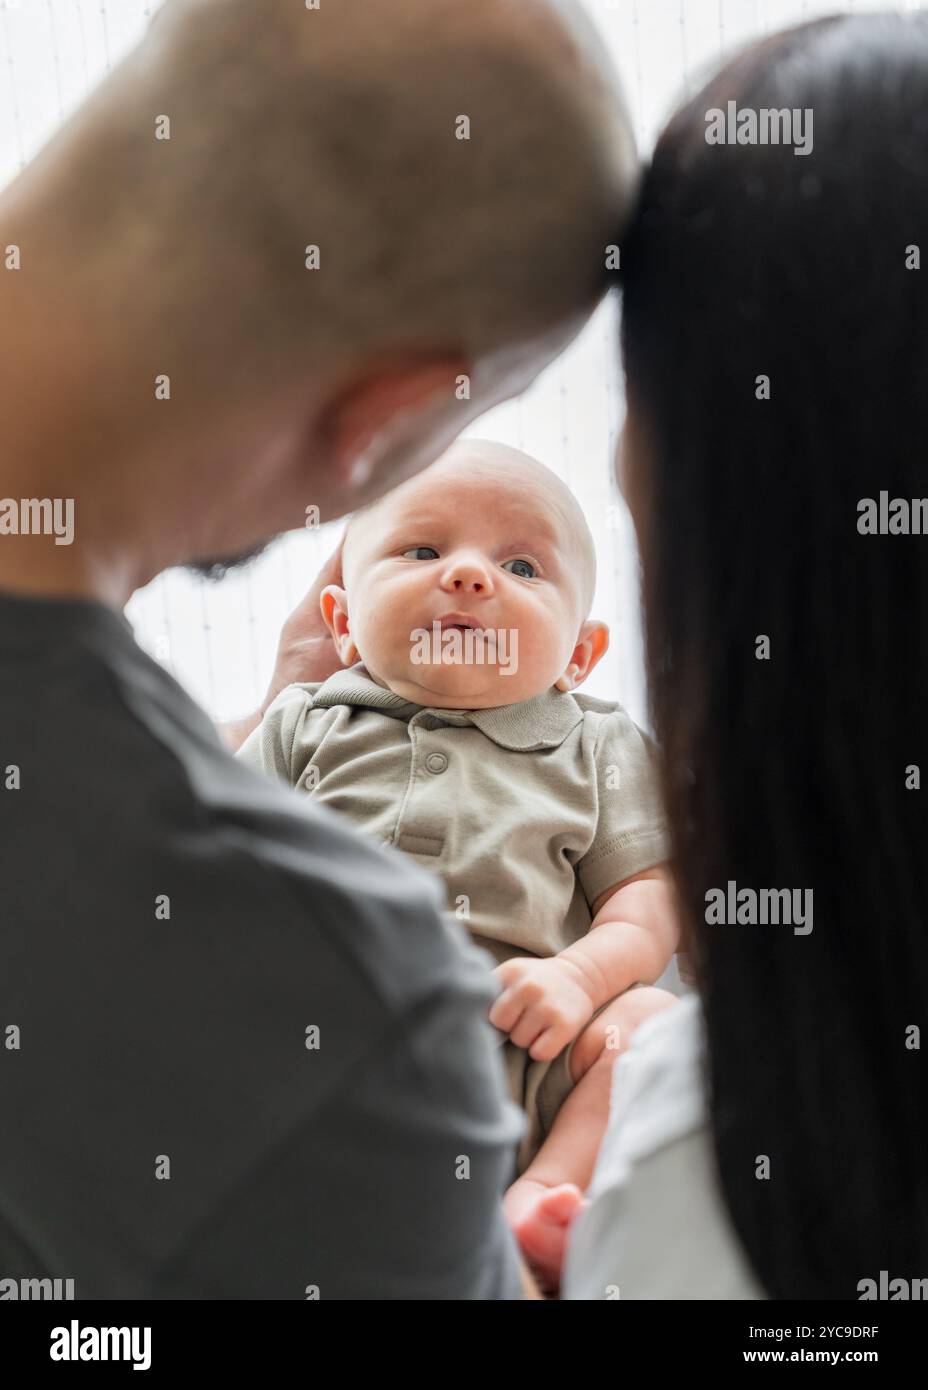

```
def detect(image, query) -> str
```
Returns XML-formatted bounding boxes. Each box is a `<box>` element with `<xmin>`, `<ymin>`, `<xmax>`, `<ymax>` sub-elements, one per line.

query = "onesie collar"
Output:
<box><xmin>311</xmin><ymin>662</ymin><xmax>584</xmax><ymax>751</ymax></box>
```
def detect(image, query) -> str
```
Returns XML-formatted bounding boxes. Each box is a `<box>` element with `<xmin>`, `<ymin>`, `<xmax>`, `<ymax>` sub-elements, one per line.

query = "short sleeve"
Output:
<box><xmin>237</xmin><ymin>684</ymin><xmax>319</xmax><ymax>786</ymax></box>
<box><xmin>576</xmin><ymin>710</ymin><xmax>671</xmax><ymax>909</ymax></box>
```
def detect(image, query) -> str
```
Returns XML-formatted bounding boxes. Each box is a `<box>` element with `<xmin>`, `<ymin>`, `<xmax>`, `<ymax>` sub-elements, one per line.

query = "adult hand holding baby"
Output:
<box><xmin>222</xmin><ymin>539</ymin><xmax>347</xmax><ymax>751</ymax></box>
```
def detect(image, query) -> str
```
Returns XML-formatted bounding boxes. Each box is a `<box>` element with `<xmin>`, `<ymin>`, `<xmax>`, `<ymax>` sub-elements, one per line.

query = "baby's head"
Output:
<box><xmin>321</xmin><ymin>440</ymin><xmax>608</xmax><ymax>708</ymax></box>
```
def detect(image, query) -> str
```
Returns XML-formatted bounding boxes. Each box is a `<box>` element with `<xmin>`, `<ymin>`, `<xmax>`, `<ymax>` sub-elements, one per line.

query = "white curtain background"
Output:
<box><xmin>1</xmin><ymin>0</ymin><xmax>921</xmax><ymax>726</ymax></box>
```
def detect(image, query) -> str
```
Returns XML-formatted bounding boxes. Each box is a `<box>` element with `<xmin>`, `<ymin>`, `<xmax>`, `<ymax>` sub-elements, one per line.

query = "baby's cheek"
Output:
<box><xmin>359</xmin><ymin>613</ymin><xmax>412</xmax><ymax>672</ymax></box>
<box><xmin>522</xmin><ymin>625</ymin><xmax>571</xmax><ymax>684</ymax></box>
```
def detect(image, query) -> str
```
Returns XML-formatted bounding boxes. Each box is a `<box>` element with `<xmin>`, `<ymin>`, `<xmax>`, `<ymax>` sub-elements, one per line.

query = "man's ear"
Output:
<box><xmin>320</xmin><ymin>584</ymin><xmax>359</xmax><ymax>665</ymax></box>
<box><xmin>318</xmin><ymin>356</ymin><xmax>471</xmax><ymax>493</ymax></box>
<box><xmin>555</xmin><ymin>620</ymin><xmax>609</xmax><ymax>692</ymax></box>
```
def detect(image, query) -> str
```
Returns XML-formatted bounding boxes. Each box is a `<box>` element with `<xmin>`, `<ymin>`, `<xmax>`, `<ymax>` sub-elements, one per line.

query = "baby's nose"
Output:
<box><xmin>444</xmin><ymin>555</ymin><xmax>493</xmax><ymax>592</ymax></box>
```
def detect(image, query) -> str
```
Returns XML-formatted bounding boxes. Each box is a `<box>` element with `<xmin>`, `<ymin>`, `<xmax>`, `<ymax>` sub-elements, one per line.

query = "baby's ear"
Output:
<box><xmin>320</xmin><ymin>584</ymin><xmax>358</xmax><ymax>664</ymax></box>
<box><xmin>555</xmin><ymin>620</ymin><xmax>609</xmax><ymax>692</ymax></box>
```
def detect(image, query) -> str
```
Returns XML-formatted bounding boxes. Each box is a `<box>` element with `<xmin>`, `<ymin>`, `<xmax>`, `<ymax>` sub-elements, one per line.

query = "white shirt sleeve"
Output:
<box><xmin>563</xmin><ymin>993</ymin><xmax>767</xmax><ymax>1300</ymax></box>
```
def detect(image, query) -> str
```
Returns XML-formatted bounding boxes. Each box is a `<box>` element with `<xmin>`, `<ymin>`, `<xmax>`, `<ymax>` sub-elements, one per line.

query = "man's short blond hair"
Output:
<box><xmin>33</xmin><ymin>0</ymin><xmax>636</xmax><ymax>402</ymax></box>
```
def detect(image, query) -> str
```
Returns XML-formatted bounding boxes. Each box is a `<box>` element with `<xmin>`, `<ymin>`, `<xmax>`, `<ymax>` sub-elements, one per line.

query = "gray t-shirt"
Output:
<box><xmin>0</xmin><ymin>591</ymin><xmax>524</xmax><ymax>1299</ymax></box>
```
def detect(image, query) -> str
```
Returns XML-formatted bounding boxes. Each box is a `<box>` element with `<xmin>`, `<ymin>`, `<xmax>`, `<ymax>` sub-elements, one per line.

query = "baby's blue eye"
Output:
<box><xmin>402</xmin><ymin>546</ymin><xmax>439</xmax><ymax>561</ymax></box>
<box><xmin>503</xmin><ymin>558</ymin><xmax>536</xmax><ymax>579</ymax></box>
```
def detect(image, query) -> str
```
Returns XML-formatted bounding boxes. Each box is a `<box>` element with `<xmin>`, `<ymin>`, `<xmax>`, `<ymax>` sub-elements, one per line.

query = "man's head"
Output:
<box><xmin>322</xmin><ymin>439</ymin><xmax>608</xmax><ymax>708</ymax></box>
<box><xmin>0</xmin><ymin>0</ymin><xmax>636</xmax><ymax>599</ymax></box>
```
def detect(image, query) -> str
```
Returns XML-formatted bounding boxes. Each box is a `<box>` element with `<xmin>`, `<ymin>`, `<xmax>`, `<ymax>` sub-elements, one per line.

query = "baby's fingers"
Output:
<box><xmin>528</xmin><ymin>1023</ymin><xmax>570</xmax><ymax>1063</ymax></box>
<box><xmin>488</xmin><ymin>988</ymin><xmax>524</xmax><ymax>1035</ymax></box>
<box><xmin>509</xmin><ymin>1002</ymin><xmax>553</xmax><ymax>1052</ymax></box>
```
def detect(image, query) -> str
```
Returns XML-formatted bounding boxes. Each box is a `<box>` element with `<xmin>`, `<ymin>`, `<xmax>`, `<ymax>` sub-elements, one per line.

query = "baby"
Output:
<box><xmin>239</xmin><ymin>439</ymin><xmax>679</xmax><ymax>1289</ymax></box>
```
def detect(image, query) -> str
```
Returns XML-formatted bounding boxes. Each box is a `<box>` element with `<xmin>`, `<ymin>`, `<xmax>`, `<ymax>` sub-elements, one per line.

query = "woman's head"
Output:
<box><xmin>621</xmin><ymin>13</ymin><xmax>928</xmax><ymax>1298</ymax></box>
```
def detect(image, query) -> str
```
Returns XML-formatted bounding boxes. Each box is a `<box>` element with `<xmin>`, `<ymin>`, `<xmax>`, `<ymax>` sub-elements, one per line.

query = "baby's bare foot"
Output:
<box><xmin>505</xmin><ymin>1179</ymin><xmax>586</xmax><ymax>1293</ymax></box>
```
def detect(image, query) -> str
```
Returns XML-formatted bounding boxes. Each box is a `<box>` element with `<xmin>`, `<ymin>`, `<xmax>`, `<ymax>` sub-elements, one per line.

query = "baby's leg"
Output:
<box><xmin>505</xmin><ymin>986</ymin><xmax>677</xmax><ymax>1291</ymax></box>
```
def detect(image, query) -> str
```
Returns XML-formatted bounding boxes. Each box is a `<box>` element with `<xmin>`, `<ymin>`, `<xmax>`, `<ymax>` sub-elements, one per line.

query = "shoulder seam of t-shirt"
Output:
<box><xmin>573</xmin><ymin>692</ymin><xmax>627</xmax><ymax>717</ymax></box>
<box><xmin>280</xmin><ymin>680</ymin><xmax>328</xmax><ymax>712</ymax></box>
<box><xmin>266</xmin><ymin>686</ymin><xmax>342</xmax><ymax>783</ymax></box>
<box><xmin>271</xmin><ymin>685</ymin><xmax>314</xmax><ymax>782</ymax></box>
<box><xmin>588</xmin><ymin>709</ymin><xmax>639</xmax><ymax>775</ymax></box>
<box><xmin>592</xmin><ymin>702</ymin><xmax>653</xmax><ymax>743</ymax></box>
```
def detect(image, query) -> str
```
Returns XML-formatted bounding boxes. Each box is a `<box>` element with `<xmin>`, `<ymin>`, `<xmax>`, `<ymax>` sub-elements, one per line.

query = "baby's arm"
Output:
<box><xmin>563</xmin><ymin>864</ymin><xmax>679</xmax><ymax>1004</ymax></box>
<box><xmin>489</xmin><ymin>865</ymin><xmax>678</xmax><ymax>1062</ymax></box>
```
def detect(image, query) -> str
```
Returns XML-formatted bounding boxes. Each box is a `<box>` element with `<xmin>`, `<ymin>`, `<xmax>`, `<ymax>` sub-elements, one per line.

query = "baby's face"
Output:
<box><xmin>323</xmin><ymin>444</ymin><xmax>605</xmax><ymax>708</ymax></box>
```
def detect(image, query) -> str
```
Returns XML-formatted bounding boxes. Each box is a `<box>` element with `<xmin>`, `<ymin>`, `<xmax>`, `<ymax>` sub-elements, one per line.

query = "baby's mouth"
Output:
<box><xmin>435</xmin><ymin>613</ymin><xmax>483</xmax><ymax>632</ymax></box>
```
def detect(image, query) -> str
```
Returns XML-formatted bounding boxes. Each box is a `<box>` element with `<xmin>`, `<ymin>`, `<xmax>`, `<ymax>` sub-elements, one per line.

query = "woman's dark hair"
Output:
<box><xmin>622</xmin><ymin>13</ymin><xmax>928</xmax><ymax>1299</ymax></box>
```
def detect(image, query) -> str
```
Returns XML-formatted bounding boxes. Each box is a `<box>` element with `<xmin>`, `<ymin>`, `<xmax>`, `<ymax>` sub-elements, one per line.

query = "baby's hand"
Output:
<box><xmin>489</xmin><ymin>957</ymin><xmax>594</xmax><ymax>1062</ymax></box>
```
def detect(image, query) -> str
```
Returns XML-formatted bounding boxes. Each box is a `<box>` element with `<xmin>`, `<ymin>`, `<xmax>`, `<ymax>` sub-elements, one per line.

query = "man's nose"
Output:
<box><xmin>440</xmin><ymin>552</ymin><xmax>495</xmax><ymax>594</ymax></box>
